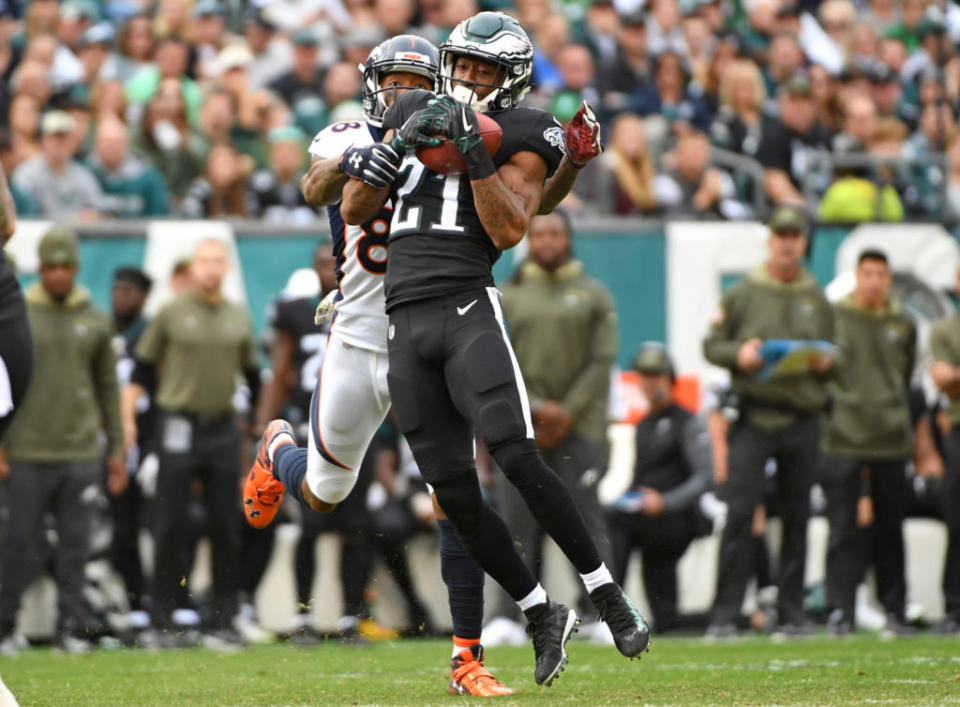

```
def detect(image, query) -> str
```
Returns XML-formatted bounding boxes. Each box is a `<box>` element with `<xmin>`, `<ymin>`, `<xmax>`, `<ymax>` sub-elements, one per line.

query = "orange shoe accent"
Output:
<box><xmin>449</xmin><ymin>645</ymin><xmax>515</xmax><ymax>697</ymax></box>
<box><xmin>357</xmin><ymin>619</ymin><xmax>400</xmax><ymax>641</ymax></box>
<box><xmin>243</xmin><ymin>420</ymin><xmax>294</xmax><ymax>528</ymax></box>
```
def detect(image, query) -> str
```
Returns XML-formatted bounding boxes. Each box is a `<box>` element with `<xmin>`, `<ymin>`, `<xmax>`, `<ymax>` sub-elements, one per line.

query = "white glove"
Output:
<box><xmin>314</xmin><ymin>288</ymin><xmax>338</xmax><ymax>326</ymax></box>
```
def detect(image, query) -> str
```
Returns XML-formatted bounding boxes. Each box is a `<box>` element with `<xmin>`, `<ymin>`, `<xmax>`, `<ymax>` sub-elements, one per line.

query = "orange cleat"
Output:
<box><xmin>449</xmin><ymin>645</ymin><xmax>515</xmax><ymax>697</ymax></box>
<box><xmin>243</xmin><ymin>420</ymin><xmax>294</xmax><ymax>528</ymax></box>
<box><xmin>357</xmin><ymin>618</ymin><xmax>401</xmax><ymax>641</ymax></box>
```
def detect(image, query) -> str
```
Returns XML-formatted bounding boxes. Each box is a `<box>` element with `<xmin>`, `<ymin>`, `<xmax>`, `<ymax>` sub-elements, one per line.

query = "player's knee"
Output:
<box><xmin>476</xmin><ymin>399</ymin><xmax>528</xmax><ymax>450</ymax></box>
<box><xmin>304</xmin><ymin>486</ymin><xmax>337</xmax><ymax>514</ymax></box>
<box><xmin>431</xmin><ymin>470</ymin><xmax>483</xmax><ymax>530</ymax></box>
<box><xmin>303</xmin><ymin>474</ymin><xmax>353</xmax><ymax>513</ymax></box>
<box><xmin>490</xmin><ymin>438</ymin><xmax>540</xmax><ymax>480</ymax></box>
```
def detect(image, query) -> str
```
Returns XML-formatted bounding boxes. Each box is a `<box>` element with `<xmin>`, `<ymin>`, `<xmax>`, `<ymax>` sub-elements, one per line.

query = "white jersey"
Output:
<box><xmin>309</xmin><ymin>120</ymin><xmax>390</xmax><ymax>353</ymax></box>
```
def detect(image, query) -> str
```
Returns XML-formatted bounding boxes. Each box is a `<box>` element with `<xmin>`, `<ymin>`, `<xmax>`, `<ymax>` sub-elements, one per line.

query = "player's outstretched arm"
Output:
<box><xmin>538</xmin><ymin>157</ymin><xmax>581</xmax><ymax>215</ymax></box>
<box><xmin>300</xmin><ymin>155</ymin><xmax>349</xmax><ymax>207</ymax></box>
<box><xmin>539</xmin><ymin>101</ymin><xmax>602</xmax><ymax>215</ymax></box>
<box><xmin>473</xmin><ymin>151</ymin><xmax>546</xmax><ymax>250</ymax></box>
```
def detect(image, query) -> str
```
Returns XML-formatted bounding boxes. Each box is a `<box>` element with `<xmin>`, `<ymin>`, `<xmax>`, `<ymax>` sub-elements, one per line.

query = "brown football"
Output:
<box><xmin>415</xmin><ymin>112</ymin><xmax>503</xmax><ymax>175</ymax></box>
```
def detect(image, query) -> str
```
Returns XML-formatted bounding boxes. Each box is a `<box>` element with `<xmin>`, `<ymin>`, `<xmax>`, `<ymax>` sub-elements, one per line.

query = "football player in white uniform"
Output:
<box><xmin>244</xmin><ymin>33</ymin><xmax>602</xmax><ymax>695</ymax></box>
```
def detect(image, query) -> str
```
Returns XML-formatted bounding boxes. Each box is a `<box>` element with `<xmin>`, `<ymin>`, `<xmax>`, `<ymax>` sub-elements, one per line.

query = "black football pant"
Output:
<box><xmin>712</xmin><ymin>415</ymin><xmax>819</xmax><ymax>626</ymax></box>
<box><xmin>0</xmin><ymin>312</ymin><xmax>33</xmax><ymax>443</ymax></box>
<box><xmin>387</xmin><ymin>288</ymin><xmax>603</xmax><ymax>602</ymax></box>
<box><xmin>109</xmin><ymin>475</ymin><xmax>145</xmax><ymax>611</ymax></box>
<box><xmin>941</xmin><ymin>426</ymin><xmax>960</xmax><ymax>620</ymax></box>
<box><xmin>491</xmin><ymin>434</ymin><xmax>612</xmax><ymax>621</ymax></box>
<box><xmin>607</xmin><ymin>508</ymin><xmax>697</xmax><ymax>632</ymax></box>
<box><xmin>0</xmin><ymin>459</ymin><xmax>101</xmax><ymax>637</ymax></box>
<box><xmin>151</xmin><ymin>410</ymin><xmax>240</xmax><ymax>631</ymax></box>
<box><xmin>821</xmin><ymin>455</ymin><xmax>907</xmax><ymax>621</ymax></box>
<box><xmin>295</xmin><ymin>445</ymin><xmax>374</xmax><ymax>620</ymax></box>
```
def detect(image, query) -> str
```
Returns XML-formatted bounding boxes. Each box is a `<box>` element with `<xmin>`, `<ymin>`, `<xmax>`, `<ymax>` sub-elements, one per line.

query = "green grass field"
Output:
<box><xmin>2</xmin><ymin>634</ymin><xmax>959</xmax><ymax>706</ymax></box>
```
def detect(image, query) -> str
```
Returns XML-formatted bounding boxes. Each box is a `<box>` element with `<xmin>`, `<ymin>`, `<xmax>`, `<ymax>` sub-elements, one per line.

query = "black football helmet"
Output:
<box><xmin>361</xmin><ymin>35</ymin><xmax>439</xmax><ymax>127</ymax></box>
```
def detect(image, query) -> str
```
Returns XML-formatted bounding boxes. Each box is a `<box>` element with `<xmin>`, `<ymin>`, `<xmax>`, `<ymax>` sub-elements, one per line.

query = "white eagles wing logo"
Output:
<box><xmin>543</xmin><ymin>126</ymin><xmax>566</xmax><ymax>155</ymax></box>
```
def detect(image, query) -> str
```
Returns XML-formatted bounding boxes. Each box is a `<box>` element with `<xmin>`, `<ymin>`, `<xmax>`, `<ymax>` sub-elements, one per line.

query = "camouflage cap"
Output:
<box><xmin>633</xmin><ymin>342</ymin><xmax>674</xmax><ymax>377</ymax></box>
<box><xmin>768</xmin><ymin>203</ymin><xmax>808</xmax><ymax>234</ymax></box>
<box><xmin>38</xmin><ymin>226</ymin><xmax>79</xmax><ymax>267</ymax></box>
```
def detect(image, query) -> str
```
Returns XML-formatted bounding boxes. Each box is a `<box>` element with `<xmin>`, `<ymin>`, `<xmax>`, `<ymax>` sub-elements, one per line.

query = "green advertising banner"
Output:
<box><xmin>10</xmin><ymin>221</ymin><xmax>959</xmax><ymax>369</ymax></box>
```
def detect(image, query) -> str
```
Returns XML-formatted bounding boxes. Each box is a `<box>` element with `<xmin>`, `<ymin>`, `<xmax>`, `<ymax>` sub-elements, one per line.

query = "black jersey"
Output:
<box><xmin>381</xmin><ymin>90</ymin><xmax>566</xmax><ymax>311</ymax></box>
<box><xmin>0</xmin><ymin>250</ymin><xmax>24</xmax><ymax>325</ymax></box>
<box><xmin>268</xmin><ymin>295</ymin><xmax>330</xmax><ymax>423</ymax></box>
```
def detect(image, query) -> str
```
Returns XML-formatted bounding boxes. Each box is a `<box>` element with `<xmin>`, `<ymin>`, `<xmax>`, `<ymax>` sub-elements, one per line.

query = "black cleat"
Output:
<box><xmin>591</xmin><ymin>583</ymin><xmax>651</xmax><ymax>658</ymax></box>
<box><xmin>524</xmin><ymin>601</ymin><xmax>579</xmax><ymax>686</ymax></box>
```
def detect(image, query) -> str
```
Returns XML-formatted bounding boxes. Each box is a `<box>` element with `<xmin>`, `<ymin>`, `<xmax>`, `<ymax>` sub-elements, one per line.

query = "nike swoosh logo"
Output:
<box><xmin>457</xmin><ymin>299</ymin><xmax>478</xmax><ymax>316</ymax></box>
<box><xmin>461</xmin><ymin>107</ymin><xmax>473</xmax><ymax>133</ymax></box>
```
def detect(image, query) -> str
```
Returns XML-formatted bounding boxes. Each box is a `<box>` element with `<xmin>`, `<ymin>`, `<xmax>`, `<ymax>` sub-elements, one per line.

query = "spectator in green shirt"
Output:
<box><xmin>88</xmin><ymin>118</ymin><xmax>170</xmax><ymax>218</ymax></box>
<box><xmin>125</xmin><ymin>36</ymin><xmax>203</xmax><ymax>128</ymax></box>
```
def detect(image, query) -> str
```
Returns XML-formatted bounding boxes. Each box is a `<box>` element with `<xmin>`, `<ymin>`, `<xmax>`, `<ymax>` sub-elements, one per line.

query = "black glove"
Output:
<box><xmin>422</xmin><ymin>96</ymin><xmax>485</xmax><ymax>153</ymax></box>
<box><xmin>338</xmin><ymin>142</ymin><xmax>402</xmax><ymax>190</ymax></box>
<box><xmin>422</xmin><ymin>96</ymin><xmax>496</xmax><ymax>179</ymax></box>
<box><xmin>391</xmin><ymin>110</ymin><xmax>444</xmax><ymax>153</ymax></box>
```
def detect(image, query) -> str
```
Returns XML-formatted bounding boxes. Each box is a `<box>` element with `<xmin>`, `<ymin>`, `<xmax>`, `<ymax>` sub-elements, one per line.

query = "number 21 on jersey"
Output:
<box><xmin>391</xmin><ymin>161</ymin><xmax>464</xmax><ymax>235</ymax></box>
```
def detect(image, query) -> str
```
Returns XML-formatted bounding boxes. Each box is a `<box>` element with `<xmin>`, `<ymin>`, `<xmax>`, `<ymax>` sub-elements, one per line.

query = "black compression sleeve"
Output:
<box><xmin>244</xmin><ymin>365</ymin><xmax>262</xmax><ymax>408</ymax></box>
<box><xmin>130</xmin><ymin>358</ymin><xmax>156</xmax><ymax>391</ymax></box>
<box><xmin>464</xmin><ymin>142</ymin><xmax>496</xmax><ymax>180</ymax></box>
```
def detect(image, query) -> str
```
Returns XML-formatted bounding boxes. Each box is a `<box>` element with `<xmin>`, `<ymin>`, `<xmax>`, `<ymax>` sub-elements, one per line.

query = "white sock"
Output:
<box><xmin>452</xmin><ymin>639</ymin><xmax>479</xmax><ymax>657</ymax></box>
<box><xmin>580</xmin><ymin>563</ymin><xmax>614</xmax><ymax>594</ymax></box>
<box><xmin>516</xmin><ymin>584</ymin><xmax>548</xmax><ymax>612</ymax></box>
<box><xmin>267</xmin><ymin>432</ymin><xmax>294</xmax><ymax>462</ymax></box>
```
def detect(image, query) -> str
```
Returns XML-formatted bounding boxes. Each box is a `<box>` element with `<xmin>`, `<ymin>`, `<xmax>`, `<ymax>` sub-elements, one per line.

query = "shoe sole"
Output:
<box><xmin>448</xmin><ymin>679</ymin><xmax>513</xmax><ymax>697</ymax></box>
<box><xmin>626</xmin><ymin>633</ymin><xmax>652</xmax><ymax>660</ymax></box>
<box><xmin>540</xmin><ymin>609</ymin><xmax>580</xmax><ymax>687</ymax></box>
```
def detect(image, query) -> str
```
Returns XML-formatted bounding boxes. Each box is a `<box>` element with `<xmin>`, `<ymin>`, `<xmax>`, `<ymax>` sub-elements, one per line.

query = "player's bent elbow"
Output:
<box><xmin>489</xmin><ymin>225</ymin><xmax>525</xmax><ymax>251</ymax></box>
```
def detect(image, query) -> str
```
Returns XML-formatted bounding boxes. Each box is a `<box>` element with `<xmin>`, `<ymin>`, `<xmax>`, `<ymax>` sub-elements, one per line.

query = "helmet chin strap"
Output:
<box><xmin>450</xmin><ymin>83</ymin><xmax>498</xmax><ymax>113</ymax></box>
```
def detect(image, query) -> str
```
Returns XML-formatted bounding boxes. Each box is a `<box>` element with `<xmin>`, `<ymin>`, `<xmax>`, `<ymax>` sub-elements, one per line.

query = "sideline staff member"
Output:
<box><xmin>1</xmin><ymin>227</ymin><xmax>126</xmax><ymax>652</ymax></box>
<box><xmin>607</xmin><ymin>343</ymin><xmax>713</xmax><ymax>632</ymax></box>
<box><xmin>821</xmin><ymin>250</ymin><xmax>916</xmax><ymax>636</ymax></box>
<box><xmin>124</xmin><ymin>238</ymin><xmax>260</xmax><ymax>646</ymax></box>
<box><xmin>703</xmin><ymin>204</ymin><xmax>835</xmax><ymax>638</ymax></box>
<box><xmin>928</xmin><ymin>262</ymin><xmax>960</xmax><ymax>635</ymax></box>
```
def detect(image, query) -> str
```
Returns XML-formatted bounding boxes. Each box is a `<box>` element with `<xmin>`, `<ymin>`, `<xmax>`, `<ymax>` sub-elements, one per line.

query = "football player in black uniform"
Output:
<box><xmin>0</xmin><ymin>169</ymin><xmax>30</xmax><ymax>448</ymax></box>
<box><xmin>341</xmin><ymin>12</ymin><xmax>650</xmax><ymax>686</ymax></box>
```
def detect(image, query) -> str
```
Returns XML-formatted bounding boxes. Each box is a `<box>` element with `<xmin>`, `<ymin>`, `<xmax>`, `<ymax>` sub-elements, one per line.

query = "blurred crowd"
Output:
<box><xmin>0</xmin><ymin>0</ymin><xmax>958</xmax><ymax>223</ymax></box>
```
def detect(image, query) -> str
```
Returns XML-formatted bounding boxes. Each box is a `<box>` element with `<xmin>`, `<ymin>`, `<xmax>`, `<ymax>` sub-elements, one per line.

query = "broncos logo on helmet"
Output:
<box><xmin>438</xmin><ymin>12</ymin><xmax>535</xmax><ymax>113</ymax></box>
<box><xmin>361</xmin><ymin>35</ymin><xmax>440</xmax><ymax>126</ymax></box>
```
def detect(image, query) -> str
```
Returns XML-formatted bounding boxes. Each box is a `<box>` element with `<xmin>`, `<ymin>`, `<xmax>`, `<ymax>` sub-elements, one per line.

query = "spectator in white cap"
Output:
<box><xmin>217</xmin><ymin>44</ymin><xmax>255</xmax><ymax>122</ymax></box>
<box><xmin>12</xmin><ymin>110</ymin><xmax>103</xmax><ymax>221</ymax></box>
<box><xmin>76</xmin><ymin>23</ymin><xmax>120</xmax><ymax>85</ymax></box>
